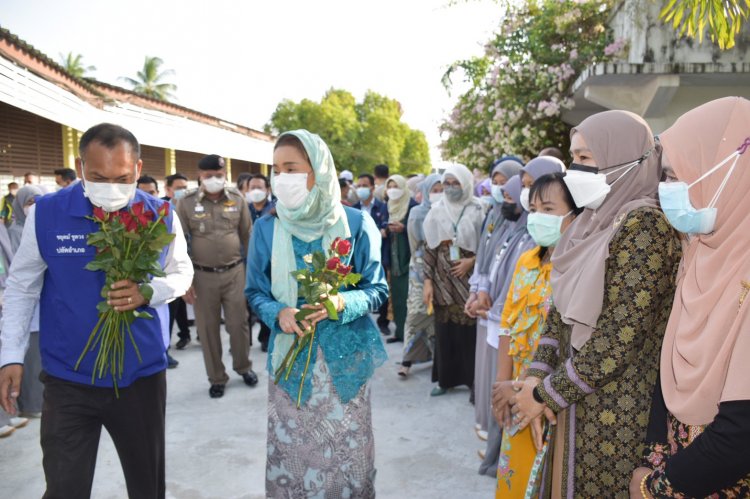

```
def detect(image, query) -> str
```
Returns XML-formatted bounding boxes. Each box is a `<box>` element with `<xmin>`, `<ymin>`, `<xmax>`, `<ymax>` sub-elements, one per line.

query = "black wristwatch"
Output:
<box><xmin>533</xmin><ymin>385</ymin><xmax>544</xmax><ymax>404</ymax></box>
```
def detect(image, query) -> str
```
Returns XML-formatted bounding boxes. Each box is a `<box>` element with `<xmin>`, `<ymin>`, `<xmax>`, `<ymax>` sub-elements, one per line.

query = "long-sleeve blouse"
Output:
<box><xmin>245</xmin><ymin>207</ymin><xmax>389</xmax><ymax>404</ymax></box>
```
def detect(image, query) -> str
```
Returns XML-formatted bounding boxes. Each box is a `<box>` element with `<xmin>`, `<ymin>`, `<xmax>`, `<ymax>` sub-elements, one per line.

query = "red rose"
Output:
<box><xmin>335</xmin><ymin>239</ymin><xmax>352</xmax><ymax>256</ymax></box>
<box><xmin>158</xmin><ymin>202</ymin><xmax>170</xmax><ymax>218</ymax></box>
<box><xmin>120</xmin><ymin>212</ymin><xmax>138</xmax><ymax>232</ymax></box>
<box><xmin>131</xmin><ymin>202</ymin><xmax>154</xmax><ymax>227</ymax></box>
<box><xmin>331</xmin><ymin>237</ymin><xmax>342</xmax><ymax>252</ymax></box>
<box><xmin>336</xmin><ymin>264</ymin><xmax>352</xmax><ymax>276</ymax></box>
<box><xmin>92</xmin><ymin>206</ymin><xmax>108</xmax><ymax>222</ymax></box>
<box><xmin>326</xmin><ymin>257</ymin><xmax>341</xmax><ymax>270</ymax></box>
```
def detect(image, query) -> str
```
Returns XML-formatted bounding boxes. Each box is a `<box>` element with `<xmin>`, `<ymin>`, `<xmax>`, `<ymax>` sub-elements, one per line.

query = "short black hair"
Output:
<box><xmin>79</xmin><ymin>123</ymin><xmax>141</xmax><ymax>159</ymax></box>
<box><xmin>373</xmin><ymin>164</ymin><xmax>389</xmax><ymax>179</ymax></box>
<box><xmin>137</xmin><ymin>175</ymin><xmax>158</xmax><ymax>187</ymax></box>
<box><xmin>236</xmin><ymin>172</ymin><xmax>253</xmax><ymax>191</ymax></box>
<box><xmin>538</xmin><ymin>147</ymin><xmax>565</xmax><ymax>161</ymax></box>
<box><xmin>54</xmin><ymin>168</ymin><xmax>77</xmax><ymax>182</ymax></box>
<box><xmin>165</xmin><ymin>173</ymin><xmax>188</xmax><ymax>187</ymax></box>
<box><xmin>357</xmin><ymin>173</ymin><xmax>375</xmax><ymax>186</ymax></box>
<box><xmin>7</xmin><ymin>182</ymin><xmax>18</xmax><ymax>189</ymax></box>
<box><xmin>339</xmin><ymin>178</ymin><xmax>349</xmax><ymax>189</ymax></box>
<box><xmin>249</xmin><ymin>173</ymin><xmax>270</xmax><ymax>189</ymax></box>
<box><xmin>529</xmin><ymin>172</ymin><xmax>583</xmax><ymax>216</ymax></box>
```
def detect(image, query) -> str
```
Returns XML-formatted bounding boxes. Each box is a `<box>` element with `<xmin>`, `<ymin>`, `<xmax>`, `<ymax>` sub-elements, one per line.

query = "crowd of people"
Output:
<box><xmin>0</xmin><ymin>96</ymin><xmax>748</xmax><ymax>499</ymax></box>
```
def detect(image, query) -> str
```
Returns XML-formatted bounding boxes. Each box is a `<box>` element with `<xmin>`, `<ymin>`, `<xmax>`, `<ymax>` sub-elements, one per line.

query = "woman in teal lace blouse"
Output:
<box><xmin>245</xmin><ymin>130</ymin><xmax>388</xmax><ymax>498</ymax></box>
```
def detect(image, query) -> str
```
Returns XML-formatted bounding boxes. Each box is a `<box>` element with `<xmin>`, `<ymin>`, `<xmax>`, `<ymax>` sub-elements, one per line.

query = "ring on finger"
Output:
<box><xmin>127</xmin><ymin>297</ymin><xmax>133</xmax><ymax>305</ymax></box>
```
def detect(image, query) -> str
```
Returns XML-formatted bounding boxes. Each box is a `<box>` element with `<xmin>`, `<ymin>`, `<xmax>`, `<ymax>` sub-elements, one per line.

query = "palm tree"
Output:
<box><xmin>59</xmin><ymin>52</ymin><xmax>96</xmax><ymax>79</ymax></box>
<box><xmin>661</xmin><ymin>0</ymin><xmax>748</xmax><ymax>49</ymax></box>
<box><xmin>120</xmin><ymin>56</ymin><xmax>177</xmax><ymax>101</ymax></box>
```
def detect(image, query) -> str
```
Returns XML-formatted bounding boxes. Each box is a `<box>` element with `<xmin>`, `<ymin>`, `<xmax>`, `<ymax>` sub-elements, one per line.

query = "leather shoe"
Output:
<box><xmin>167</xmin><ymin>354</ymin><xmax>179</xmax><ymax>369</ymax></box>
<box><xmin>385</xmin><ymin>337</ymin><xmax>402</xmax><ymax>344</ymax></box>
<box><xmin>209</xmin><ymin>384</ymin><xmax>225</xmax><ymax>398</ymax></box>
<box><xmin>175</xmin><ymin>338</ymin><xmax>191</xmax><ymax>350</ymax></box>
<box><xmin>242</xmin><ymin>370</ymin><xmax>259</xmax><ymax>387</ymax></box>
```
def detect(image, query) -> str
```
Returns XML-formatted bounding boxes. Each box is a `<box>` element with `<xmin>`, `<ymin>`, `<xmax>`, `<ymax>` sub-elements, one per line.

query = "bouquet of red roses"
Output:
<box><xmin>74</xmin><ymin>201</ymin><xmax>175</xmax><ymax>395</ymax></box>
<box><xmin>275</xmin><ymin>237</ymin><xmax>361</xmax><ymax>407</ymax></box>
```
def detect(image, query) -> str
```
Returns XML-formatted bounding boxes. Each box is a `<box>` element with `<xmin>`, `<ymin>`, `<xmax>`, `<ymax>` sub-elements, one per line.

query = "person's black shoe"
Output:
<box><xmin>378</xmin><ymin>324</ymin><xmax>391</xmax><ymax>335</ymax></box>
<box><xmin>242</xmin><ymin>370</ymin><xmax>259</xmax><ymax>387</ymax></box>
<box><xmin>175</xmin><ymin>338</ymin><xmax>191</xmax><ymax>350</ymax></box>
<box><xmin>209</xmin><ymin>384</ymin><xmax>225</xmax><ymax>398</ymax></box>
<box><xmin>386</xmin><ymin>337</ymin><xmax>402</xmax><ymax>344</ymax></box>
<box><xmin>260</xmin><ymin>341</ymin><xmax>268</xmax><ymax>353</ymax></box>
<box><xmin>167</xmin><ymin>354</ymin><xmax>179</xmax><ymax>368</ymax></box>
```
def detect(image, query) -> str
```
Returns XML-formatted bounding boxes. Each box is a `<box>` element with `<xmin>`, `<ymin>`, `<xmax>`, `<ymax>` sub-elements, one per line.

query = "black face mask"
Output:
<box><xmin>501</xmin><ymin>201</ymin><xmax>520</xmax><ymax>221</ymax></box>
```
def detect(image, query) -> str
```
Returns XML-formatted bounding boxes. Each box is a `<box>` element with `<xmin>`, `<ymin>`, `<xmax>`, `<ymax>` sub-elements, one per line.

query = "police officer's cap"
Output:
<box><xmin>198</xmin><ymin>154</ymin><xmax>226</xmax><ymax>171</ymax></box>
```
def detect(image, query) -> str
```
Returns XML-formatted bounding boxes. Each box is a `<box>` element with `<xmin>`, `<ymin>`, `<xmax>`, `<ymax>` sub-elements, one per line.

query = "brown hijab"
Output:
<box><xmin>660</xmin><ymin>96</ymin><xmax>750</xmax><ymax>425</ymax></box>
<box><xmin>551</xmin><ymin>110</ymin><xmax>661</xmax><ymax>349</ymax></box>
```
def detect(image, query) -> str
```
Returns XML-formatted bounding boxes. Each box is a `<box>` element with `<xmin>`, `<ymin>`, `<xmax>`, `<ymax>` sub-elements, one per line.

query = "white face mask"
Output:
<box><xmin>82</xmin><ymin>162</ymin><xmax>138</xmax><ymax>212</ymax></box>
<box><xmin>173</xmin><ymin>188</ymin><xmax>187</xmax><ymax>200</ymax></box>
<box><xmin>386</xmin><ymin>188</ymin><xmax>405</xmax><ymax>201</ymax></box>
<box><xmin>520</xmin><ymin>187</ymin><xmax>531</xmax><ymax>211</ymax></box>
<box><xmin>246</xmin><ymin>189</ymin><xmax>267</xmax><ymax>204</ymax></box>
<box><xmin>23</xmin><ymin>206</ymin><xmax>31</xmax><ymax>217</ymax></box>
<box><xmin>273</xmin><ymin>173</ymin><xmax>309</xmax><ymax>210</ymax></box>
<box><xmin>429</xmin><ymin>192</ymin><xmax>444</xmax><ymax>204</ymax></box>
<box><xmin>202</xmin><ymin>176</ymin><xmax>225</xmax><ymax>194</ymax></box>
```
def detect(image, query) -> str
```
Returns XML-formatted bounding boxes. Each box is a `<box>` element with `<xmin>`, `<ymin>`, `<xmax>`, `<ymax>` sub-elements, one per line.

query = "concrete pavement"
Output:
<box><xmin>0</xmin><ymin>324</ymin><xmax>495</xmax><ymax>498</ymax></box>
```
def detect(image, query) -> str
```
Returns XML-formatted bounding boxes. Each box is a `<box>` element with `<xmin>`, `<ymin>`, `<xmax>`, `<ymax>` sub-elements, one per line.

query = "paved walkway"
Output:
<box><xmin>0</xmin><ymin>324</ymin><xmax>495</xmax><ymax>498</ymax></box>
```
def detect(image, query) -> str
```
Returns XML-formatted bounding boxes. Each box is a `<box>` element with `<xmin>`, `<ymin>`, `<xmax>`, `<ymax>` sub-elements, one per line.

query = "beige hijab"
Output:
<box><xmin>551</xmin><ymin>110</ymin><xmax>661</xmax><ymax>350</ymax></box>
<box><xmin>660</xmin><ymin>96</ymin><xmax>750</xmax><ymax>425</ymax></box>
<box><xmin>386</xmin><ymin>174</ymin><xmax>410</xmax><ymax>222</ymax></box>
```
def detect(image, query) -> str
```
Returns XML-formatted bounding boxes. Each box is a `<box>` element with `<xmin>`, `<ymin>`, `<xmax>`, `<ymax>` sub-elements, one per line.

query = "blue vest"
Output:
<box><xmin>35</xmin><ymin>182</ymin><xmax>173</xmax><ymax>387</ymax></box>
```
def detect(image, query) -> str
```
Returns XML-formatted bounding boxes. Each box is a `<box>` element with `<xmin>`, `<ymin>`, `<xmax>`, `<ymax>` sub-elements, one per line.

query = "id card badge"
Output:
<box><xmin>449</xmin><ymin>242</ymin><xmax>461</xmax><ymax>261</ymax></box>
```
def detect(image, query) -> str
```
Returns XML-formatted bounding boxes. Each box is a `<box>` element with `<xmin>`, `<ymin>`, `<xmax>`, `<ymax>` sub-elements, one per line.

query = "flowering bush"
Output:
<box><xmin>440</xmin><ymin>0</ymin><xmax>617</xmax><ymax>168</ymax></box>
<box><xmin>75</xmin><ymin>201</ymin><xmax>175</xmax><ymax>395</ymax></box>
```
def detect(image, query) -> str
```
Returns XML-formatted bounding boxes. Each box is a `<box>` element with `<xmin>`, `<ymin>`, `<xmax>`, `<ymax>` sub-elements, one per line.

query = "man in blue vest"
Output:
<box><xmin>0</xmin><ymin>123</ymin><xmax>193</xmax><ymax>499</ymax></box>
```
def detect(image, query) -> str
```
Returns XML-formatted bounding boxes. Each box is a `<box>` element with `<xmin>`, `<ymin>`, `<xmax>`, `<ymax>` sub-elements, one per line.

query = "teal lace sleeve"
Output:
<box><xmin>266</xmin><ymin>210</ymin><xmax>389</xmax><ymax>405</ymax></box>
<box><xmin>245</xmin><ymin>219</ymin><xmax>286</xmax><ymax>331</ymax></box>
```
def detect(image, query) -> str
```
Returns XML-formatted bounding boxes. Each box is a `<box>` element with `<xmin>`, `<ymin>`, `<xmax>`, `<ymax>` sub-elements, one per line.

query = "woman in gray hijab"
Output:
<box><xmin>8</xmin><ymin>184</ymin><xmax>45</xmax><ymax>416</ymax></box>
<box><xmin>467</xmin><ymin>157</ymin><xmax>524</xmax><ymax>433</ymax></box>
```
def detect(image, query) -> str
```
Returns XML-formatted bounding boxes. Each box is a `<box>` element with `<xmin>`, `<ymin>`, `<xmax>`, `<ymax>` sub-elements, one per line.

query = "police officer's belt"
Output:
<box><xmin>193</xmin><ymin>259</ymin><xmax>243</xmax><ymax>273</ymax></box>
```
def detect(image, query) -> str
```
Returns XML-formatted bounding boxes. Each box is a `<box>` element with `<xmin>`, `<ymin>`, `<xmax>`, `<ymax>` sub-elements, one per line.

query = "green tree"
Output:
<box><xmin>59</xmin><ymin>52</ymin><xmax>96</xmax><ymax>79</ymax></box>
<box><xmin>266</xmin><ymin>89</ymin><xmax>431</xmax><ymax>175</ymax></box>
<box><xmin>120</xmin><ymin>56</ymin><xmax>177</xmax><ymax>101</ymax></box>
<box><xmin>661</xmin><ymin>0</ymin><xmax>748</xmax><ymax>49</ymax></box>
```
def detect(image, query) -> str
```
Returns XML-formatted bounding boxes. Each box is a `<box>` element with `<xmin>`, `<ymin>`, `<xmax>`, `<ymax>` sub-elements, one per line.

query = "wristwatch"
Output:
<box><xmin>532</xmin><ymin>385</ymin><xmax>544</xmax><ymax>404</ymax></box>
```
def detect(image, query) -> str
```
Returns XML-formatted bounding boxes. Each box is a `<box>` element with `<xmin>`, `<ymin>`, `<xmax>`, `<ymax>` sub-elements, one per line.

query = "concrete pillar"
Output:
<box><xmin>164</xmin><ymin>148</ymin><xmax>176</xmax><ymax>177</ymax></box>
<box><xmin>260</xmin><ymin>163</ymin><xmax>269</xmax><ymax>177</ymax></box>
<box><xmin>225</xmin><ymin>157</ymin><xmax>232</xmax><ymax>183</ymax></box>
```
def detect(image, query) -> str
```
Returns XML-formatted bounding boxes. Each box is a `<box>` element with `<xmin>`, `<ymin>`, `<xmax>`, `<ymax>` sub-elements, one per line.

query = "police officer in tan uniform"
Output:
<box><xmin>177</xmin><ymin>154</ymin><xmax>258</xmax><ymax>398</ymax></box>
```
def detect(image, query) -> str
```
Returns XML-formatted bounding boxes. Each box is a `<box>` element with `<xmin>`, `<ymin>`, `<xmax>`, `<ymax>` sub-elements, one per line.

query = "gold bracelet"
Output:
<box><xmin>640</xmin><ymin>472</ymin><xmax>653</xmax><ymax>499</ymax></box>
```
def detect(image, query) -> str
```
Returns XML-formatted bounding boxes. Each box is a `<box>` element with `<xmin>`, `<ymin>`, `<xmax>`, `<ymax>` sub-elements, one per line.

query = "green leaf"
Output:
<box><xmin>133</xmin><ymin>310</ymin><xmax>153</xmax><ymax>320</ymax></box>
<box><xmin>139</xmin><ymin>283</ymin><xmax>154</xmax><ymax>302</ymax></box>
<box><xmin>295</xmin><ymin>308</ymin><xmax>316</xmax><ymax>320</ymax></box>
<box><xmin>323</xmin><ymin>298</ymin><xmax>338</xmax><ymax>321</ymax></box>
<box><xmin>96</xmin><ymin>300</ymin><xmax>111</xmax><ymax>313</ymax></box>
<box><xmin>312</xmin><ymin>251</ymin><xmax>326</xmax><ymax>270</ymax></box>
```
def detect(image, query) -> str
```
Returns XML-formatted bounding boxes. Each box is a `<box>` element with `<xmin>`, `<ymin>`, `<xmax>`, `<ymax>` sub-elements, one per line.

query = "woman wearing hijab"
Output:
<box><xmin>398</xmin><ymin>174</ymin><xmax>441</xmax><ymax>377</ymax></box>
<box><xmin>510</xmin><ymin>110</ymin><xmax>681</xmax><ymax>497</ymax></box>
<box><xmin>468</xmin><ymin>157</ymin><xmax>524</xmax><ymax>432</ymax></box>
<box><xmin>384</xmin><ymin>175</ymin><xmax>418</xmax><ymax>344</ymax></box>
<box><xmin>422</xmin><ymin>163</ymin><xmax>484</xmax><ymax>397</ymax></box>
<box><xmin>245</xmin><ymin>130</ymin><xmax>388</xmax><ymax>497</ymax></box>
<box><xmin>631</xmin><ymin>97</ymin><xmax>750</xmax><ymax>498</ymax></box>
<box><xmin>478</xmin><ymin>157</ymin><xmax>565</xmax><ymax>477</ymax></box>
<box><xmin>8</xmin><ymin>185</ymin><xmax>44</xmax><ymax>416</ymax></box>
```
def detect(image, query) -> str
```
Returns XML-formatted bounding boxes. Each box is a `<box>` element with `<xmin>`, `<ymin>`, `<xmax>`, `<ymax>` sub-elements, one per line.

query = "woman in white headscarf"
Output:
<box><xmin>245</xmin><ymin>130</ymin><xmax>388</xmax><ymax>497</ymax></box>
<box><xmin>422</xmin><ymin>163</ymin><xmax>485</xmax><ymax>397</ymax></box>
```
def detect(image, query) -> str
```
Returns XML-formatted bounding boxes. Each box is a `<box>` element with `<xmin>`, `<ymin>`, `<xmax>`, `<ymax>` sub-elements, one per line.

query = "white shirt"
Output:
<box><xmin>0</xmin><ymin>204</ymin><xmax>194</xmax><ymax>366</ymax></box>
